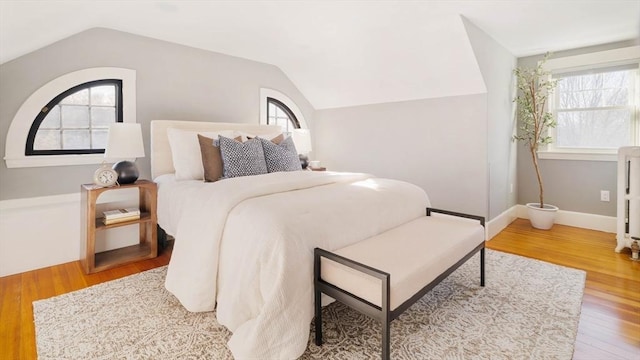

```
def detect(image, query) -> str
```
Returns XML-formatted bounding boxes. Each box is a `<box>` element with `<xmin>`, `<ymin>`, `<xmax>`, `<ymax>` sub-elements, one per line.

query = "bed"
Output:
<box><xmin>151</xmin><ymin>120</ymin><xmax>431</xmax><ymax>359</ymax></box>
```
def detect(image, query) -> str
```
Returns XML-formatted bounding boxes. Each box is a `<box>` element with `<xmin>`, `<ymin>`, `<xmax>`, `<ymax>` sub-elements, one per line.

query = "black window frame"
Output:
<box><xmin>25</xmin><ymin>79</ymin><xmax>123</xmax><ymax>156</ymax></box>
<box><xmin>266</xmin><ymin>97</ymin><xmax>301</xmax><ymax>130</ymax></box>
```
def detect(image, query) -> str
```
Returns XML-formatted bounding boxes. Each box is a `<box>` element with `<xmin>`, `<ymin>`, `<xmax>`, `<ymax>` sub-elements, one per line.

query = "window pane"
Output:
<box><xmin>268</xmin><ymin>103</ymin><xmax>276</xmax><ymax>117</ymax></box>
<box><xmin>559</xmin><ymin>89</ymin><xmax>602</xmax><ymax>109</ymax></box>
<box><xmin>276</xmin><ymin>117</ymin><xmax>289</xmax><ymax>132</ymax></box>
<box><xmin>91</xmin><ymin>85</ymin><xmax>116</xmax><ymax>106</ymax></box>
<box><xmin>557</xmin><ymin>70</ymin><xmax>632</xmax><ymax>109</ymax></box>
<box><xmin>40</xmin><ymin>105</ymin><xmax>60</xmax><ymax>129</ymax></box>
<box><xmin>275</xmin><ymin>106</ymin><xmax>284</xmax><ymax>118</ymax></box>
<box><xmin>59</xmin><ymin>89</ymin><xmax>89</xmax><ymax>105</ymax></box>
<box><xmin>602</xmin><ymin>88</ymin><xmax>628</xmax><ymax>107</ymax></box>
<box><xmin>34</xmin><ymin>130</ymin><xmax>61</xmax><ymax>150</ymax></box>
<box><xmin>556</xmin><ymin>109</ymin><xmax>631</xmax><ymax>148</ymax></box>
<box><xmin>91</xmin><ymin>129</ymin><xmax>109</xmax><ymax>149</ymax></box>
<box><xmin>91</xmin><ymin>107</ymin><xmax>115</xmax><ymax>128</ymax></box>
<box><xmin>62</xmin><ymin>130</ymin><xmax>91</xmax><ymax>149</ymax></box>
<box><xmin>61</xmin><ymin>105</ymin><xmax>90</xmax><ymax>128</ymax></box>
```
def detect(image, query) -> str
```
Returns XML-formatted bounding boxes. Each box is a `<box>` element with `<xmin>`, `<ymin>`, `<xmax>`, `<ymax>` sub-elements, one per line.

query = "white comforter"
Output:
<box><xmin>163</xmin><ymin>171</ymin><xmax>429</xmax><ymax>359</ymax></box>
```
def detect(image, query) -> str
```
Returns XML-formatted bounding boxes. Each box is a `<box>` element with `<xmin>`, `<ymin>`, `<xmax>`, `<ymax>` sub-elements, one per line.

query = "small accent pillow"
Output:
<box><xmin>259</xmin><ymin>136</ymin><xmax>302</xmax><ymax>173</ymax></box>
<box><xmin>219</xmin><ymin>136</ymin><xmax>268</xmax><ymax>178</ymax></box>
<box><xmin>198</xmin><ymin>134</ymin><xmax>241</xmax><ymax>182</ymax></box>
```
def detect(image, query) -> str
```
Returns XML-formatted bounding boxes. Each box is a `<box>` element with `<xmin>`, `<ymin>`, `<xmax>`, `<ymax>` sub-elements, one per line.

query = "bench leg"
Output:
<box><xmin>480</xmin><ymin>247</ymin><xmax>485</xmax><ymax>287</ymax></box>
<box><xmin>381</xmin><ymin>275</ymin><xmax>391</xmax><ymax>360</ymax></box>
<box><xmin>382</xmin><ymin>317</ymin><xmax>390</xmax><ymax>360</ymax></box>
<box><xmin>314</xmin><ymin>287</ymin><xmax>323</xmax><ymax>346</ymax></box>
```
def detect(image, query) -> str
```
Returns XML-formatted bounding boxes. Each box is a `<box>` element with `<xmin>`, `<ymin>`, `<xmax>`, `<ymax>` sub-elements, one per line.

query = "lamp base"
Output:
<box><xmin>299</xmin><ymin>154</ymin><xmax>309</xmax><ymax>169</ymax></box>
<box><xmin>112</xmin><ymin>161</ymin><xmax>139</xmax><ymax>184</ymax></box>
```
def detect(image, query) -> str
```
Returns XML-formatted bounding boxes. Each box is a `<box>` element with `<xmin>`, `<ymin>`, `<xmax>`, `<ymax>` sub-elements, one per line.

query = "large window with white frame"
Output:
<box><xmin>541</xmin><ymin>46</ymin><xmax>639</xmax><ymax>161</ymax></box>
<box><xmin>551</xmin><ymin>66</ymin><xmax>638</xmax><ymax>151</ymax></box>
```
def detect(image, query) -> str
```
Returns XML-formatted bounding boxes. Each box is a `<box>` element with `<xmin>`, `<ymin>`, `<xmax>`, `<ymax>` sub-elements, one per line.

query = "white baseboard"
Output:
<box><xmin>486</xmin><ymin>205</ymin><xmax>616</xmax><ymax>240</ymax></box>
<box><xmin>515</xmin><ymin>204</ymin><xmax>616</xmax><ymax>233</ymax></box>
<box><xmin>487</xmin><ymin>206</ymin><xmax>518</xmax><ymax>240</ymax></box>
<box><xmin>0</xmin><ymin>190</ymin><xmax>140</xmax><ymax>277</ymax></box>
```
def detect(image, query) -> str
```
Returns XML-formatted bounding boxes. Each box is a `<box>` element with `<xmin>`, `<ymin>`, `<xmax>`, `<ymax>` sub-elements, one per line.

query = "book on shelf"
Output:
<box><xmin>103</xmin><ymin>214</ymin><xmax>141</xmax><ymax>225</ymax></box>
<box><xmin>103</xmin><ymin>207</ymin><xmax>141</xmax><ymax>220</ymax></box>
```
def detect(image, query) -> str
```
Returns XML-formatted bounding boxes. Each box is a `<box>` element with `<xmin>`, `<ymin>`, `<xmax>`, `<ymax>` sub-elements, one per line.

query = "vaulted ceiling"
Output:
<box><xmin>1</xmin><ymin>1</ymin><xmax>638</xmax><ymax>109</ymax></box>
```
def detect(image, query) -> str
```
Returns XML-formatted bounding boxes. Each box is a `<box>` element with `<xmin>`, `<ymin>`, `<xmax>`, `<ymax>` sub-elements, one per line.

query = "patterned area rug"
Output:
<box><xmin>33</xmin><ymin>250</ymin><xmax>585</xmax><ymax>359</ymax></box>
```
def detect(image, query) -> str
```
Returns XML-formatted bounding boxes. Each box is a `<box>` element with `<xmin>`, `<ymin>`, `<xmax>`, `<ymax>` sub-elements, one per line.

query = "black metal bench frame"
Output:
<box><xmin>314</xmin><ymin>207</ymin><xmax>485</xmax><ymax>360</ymax></box>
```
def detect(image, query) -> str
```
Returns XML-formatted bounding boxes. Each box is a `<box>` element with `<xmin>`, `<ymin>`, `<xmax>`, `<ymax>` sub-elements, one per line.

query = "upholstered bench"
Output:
<box><xmin>314</xmin><ymin>208</ymin><xmax>485</xmax><ymax>360</ymax></box>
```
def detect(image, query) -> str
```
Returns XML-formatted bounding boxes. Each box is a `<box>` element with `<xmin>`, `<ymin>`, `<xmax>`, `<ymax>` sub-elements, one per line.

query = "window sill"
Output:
<box><xmin>537</xmin><ymin>151</ymin><xmax>617</xmax><ymax>162</ymax></box>
<box><xmin>4</xmin><ymin>154</ymin><xmax>107</xmax><ymax>168</ymax></box>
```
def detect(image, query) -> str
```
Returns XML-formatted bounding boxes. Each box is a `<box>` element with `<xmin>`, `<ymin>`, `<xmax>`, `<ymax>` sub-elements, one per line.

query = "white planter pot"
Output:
<box><xmin>526</xmin><ymin>203</ymin><xmax>559</xmax><ymax>230</ymax></box>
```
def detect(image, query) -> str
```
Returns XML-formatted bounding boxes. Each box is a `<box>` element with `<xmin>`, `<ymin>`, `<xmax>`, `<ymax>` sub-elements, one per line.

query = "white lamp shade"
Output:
<box><xmin>292</xmin><ymin>128</ymin><xmax>312</xmax><ymax>154</ymax></box>
<box><xmin>104</xmin><ymin>123</ymin><xmax>145</xmax><ymax>160</ymax></box>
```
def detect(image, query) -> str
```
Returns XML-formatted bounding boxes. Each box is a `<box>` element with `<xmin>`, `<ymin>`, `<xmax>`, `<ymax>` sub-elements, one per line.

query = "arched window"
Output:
<box><xmin>26</xmin><ymin>79</ymin><xmax>123</xmax><ymax>155</ymax></box>
<box><xmin>5</xmin><ymin>67</ymin><xmax>136</xmax><ymax>168</ymax></box>
<box><xmin>267</xmin><ymin>97</ymin><xmax>300</xmax><ymax>132</ymax></box>
<box><xmin>259</xmin><ymin>88</ymin><xmax>308</xmax><ymax>132</ymax></box>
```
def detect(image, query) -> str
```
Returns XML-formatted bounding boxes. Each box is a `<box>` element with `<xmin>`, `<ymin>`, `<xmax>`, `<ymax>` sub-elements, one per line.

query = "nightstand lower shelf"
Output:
<box><xmin>94</xmin><ymin>243</ymin><xmax>154</xmax><ymax>272</ymax></box>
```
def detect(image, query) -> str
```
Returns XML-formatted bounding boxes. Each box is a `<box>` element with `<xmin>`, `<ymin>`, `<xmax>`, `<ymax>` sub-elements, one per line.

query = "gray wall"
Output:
<box><xmin>0</xmin><ymin>28</ymin><xmax>314</xmax><ymax>200</ymax></box>
<box><xmin>516</xmin><ymin>40</ymin><xmax>636</xmax><ymax>217</ymax></box>
<box><xmin>313</xmin><ymin>20</ymin><xmax>521</xmax><ymax>221</ymax></box>
<box><xmin>463</xmin><ymin>18</ymin><xmax>517</xmax><ymax>220</ymax></box>
<box><xmin>314</xmin><ymin>94</ymin><xmax>489</xmax><ymax>218</ymax></box>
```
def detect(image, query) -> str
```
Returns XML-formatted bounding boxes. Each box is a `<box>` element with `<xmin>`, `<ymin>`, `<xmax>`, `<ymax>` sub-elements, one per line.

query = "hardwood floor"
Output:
<box><xmin>0</xmin><ymin>245</ymin><xmax>172</xmax><ymax>360</ymax></box>
<box><xmin>1</xmin><ymin>220</ymin><xmax>638</xmax><ymax>359</ymax></box>
<box><xmin>487</xmin><ymin>219</ymin><xmax>640</xmax><ymax>360</ymax></box>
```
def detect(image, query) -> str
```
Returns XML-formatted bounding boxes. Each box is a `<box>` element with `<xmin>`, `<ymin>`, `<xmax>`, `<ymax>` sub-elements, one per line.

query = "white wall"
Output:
<box><xmin>314</xmin><ymin>94</ymin><xmax>488</xmax><ymax>217</ymax></box>
<box><xmin>313</xmin><ymin>19</ymin><xmax>520</xmax><ymax>221</ymax></box>
<box><xmin>0</xmin><ymin>189</ymin><xmax>139</xmax><ymax>276</ymax></box>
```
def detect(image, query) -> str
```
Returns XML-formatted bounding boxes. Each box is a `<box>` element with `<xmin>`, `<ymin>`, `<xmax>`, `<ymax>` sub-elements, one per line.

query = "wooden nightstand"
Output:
<box><xmin>309</xmin><ymin>167</ymin><xmax>326</xmax><ymax>171</ymax></box>
<box><xmin>80</xmin><ymin>180</ymin><xmax>158</xmax><ymax>274</ymax></box>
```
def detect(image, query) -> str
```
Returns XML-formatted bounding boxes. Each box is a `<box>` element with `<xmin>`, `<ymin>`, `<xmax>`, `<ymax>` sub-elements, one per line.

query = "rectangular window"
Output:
<box><xmin>552</xmin><ymin>66</ymin><xmax>637</xmax><ymax>150</ymax></box>
<box><xmin>541</xmin><ymin>46</ymin><xmax>640</xmax><ymax>161</ymax></box>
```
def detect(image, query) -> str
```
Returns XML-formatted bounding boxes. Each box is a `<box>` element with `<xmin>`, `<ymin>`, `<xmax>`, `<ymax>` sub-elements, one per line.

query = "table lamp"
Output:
<box><xmin>292</xmin><ymin>129</ymin><xmax>312</xmax><ymax>169</ymax></box>
<box><xmin>104</xmin><ymin>123</ymin><xmax>145</xmax><ymax>184</ymax></box>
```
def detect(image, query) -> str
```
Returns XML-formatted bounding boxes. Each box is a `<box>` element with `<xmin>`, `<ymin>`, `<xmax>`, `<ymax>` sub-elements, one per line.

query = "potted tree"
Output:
<box><xmin>513</xmin><ymin>53</ymin><xmax>559</xmax><ymax>230</ymax></box>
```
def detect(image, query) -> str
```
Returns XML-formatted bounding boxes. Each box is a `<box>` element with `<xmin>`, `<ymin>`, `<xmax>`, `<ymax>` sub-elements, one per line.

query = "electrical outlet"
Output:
<box><xmin>600</xmin><ymin>190</ymin><xmax>610</xmax><ymax>202</ymax></box>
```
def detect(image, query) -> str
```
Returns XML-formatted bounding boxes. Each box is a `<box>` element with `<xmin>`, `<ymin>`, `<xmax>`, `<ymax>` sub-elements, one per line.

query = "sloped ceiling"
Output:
<box><xmin>1</xmin><ymin>1</ymin><xmax>638</xmax><ymax>109</ymax></box>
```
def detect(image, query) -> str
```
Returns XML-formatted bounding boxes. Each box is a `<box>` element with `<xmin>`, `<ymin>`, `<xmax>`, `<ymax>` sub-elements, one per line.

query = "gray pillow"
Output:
<box><xmin>259</xmin><ymin>136</ymin><xmax>302</xmax><ymax>173</ymax></box>
<box><xmin>218</xmin><ymin>136</ymin><xmax>268</xmax><ymax>178</ymax></box>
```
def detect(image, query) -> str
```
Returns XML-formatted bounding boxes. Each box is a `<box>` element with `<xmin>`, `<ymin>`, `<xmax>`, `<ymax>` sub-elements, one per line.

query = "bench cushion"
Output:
<box><xmin>321</xmin><ymin>215</ymin><xmax>484</xmax><ymax>310</ymax></box>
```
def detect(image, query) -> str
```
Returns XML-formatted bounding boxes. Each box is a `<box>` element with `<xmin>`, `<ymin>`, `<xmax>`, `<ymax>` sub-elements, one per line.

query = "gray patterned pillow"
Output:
<box><xmin>218</xmin><ymin>136</ymin><xmax>268</xmax><ymax>178</ymax></box>
<box><xmin>259</xmin><ymin>136</ymin><xmax>302</xmax><ymax>173</ymax></box>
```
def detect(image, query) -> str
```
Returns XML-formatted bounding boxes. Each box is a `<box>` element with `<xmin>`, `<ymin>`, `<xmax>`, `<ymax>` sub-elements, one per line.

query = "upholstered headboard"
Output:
<box><xmin>150</xmin><ymin>120</ymin><xmax>281</xmax><ymax>179</ymax></box>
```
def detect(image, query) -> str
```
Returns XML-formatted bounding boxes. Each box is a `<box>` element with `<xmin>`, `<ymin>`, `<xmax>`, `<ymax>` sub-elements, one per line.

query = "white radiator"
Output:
<box><xmin>616</xmin><ymin>146</ymin><xmax>640</xmax><ymax>252</ymax></box>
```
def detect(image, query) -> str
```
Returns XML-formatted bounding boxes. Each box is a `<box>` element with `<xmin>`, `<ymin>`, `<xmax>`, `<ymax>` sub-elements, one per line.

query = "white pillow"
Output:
<box><xmin>167</xmin><ymin>128</ymin><xmax>236</xmax><ymax>180</ymax></box>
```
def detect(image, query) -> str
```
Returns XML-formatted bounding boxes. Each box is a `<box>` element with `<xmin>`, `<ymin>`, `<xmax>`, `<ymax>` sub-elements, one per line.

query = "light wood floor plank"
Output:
<box><xmin>0</xmin><ymin>274</ymin><xmax>22</xmax><ymax>360</ymax></box>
